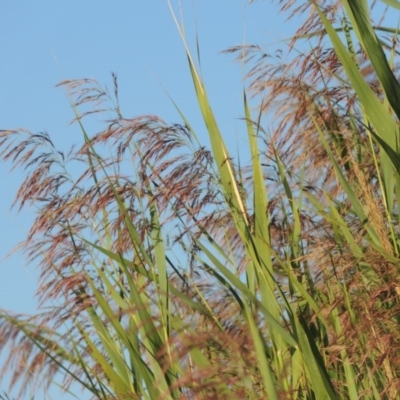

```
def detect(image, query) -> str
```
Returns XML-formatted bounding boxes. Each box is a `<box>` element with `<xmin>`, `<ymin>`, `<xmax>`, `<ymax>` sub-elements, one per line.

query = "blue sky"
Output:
<box><xmin>0</xmin><ymin>1</ymin><xmax>295</xmax><ymax>398</ymax></box>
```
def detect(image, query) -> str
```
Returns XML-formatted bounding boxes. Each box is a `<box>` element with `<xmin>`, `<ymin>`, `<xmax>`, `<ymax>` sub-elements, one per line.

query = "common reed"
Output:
<box><xmin>1</xmin><ymin>0</ymin><xmax>400</xmax><ymax>399</ymax></box>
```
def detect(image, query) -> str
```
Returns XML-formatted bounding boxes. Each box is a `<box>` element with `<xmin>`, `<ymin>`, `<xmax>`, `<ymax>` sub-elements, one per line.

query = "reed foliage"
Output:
<box><xmin>1</xmin><ymin>0</ymin><xmax>400</xmax><ymax>398</ymax></box>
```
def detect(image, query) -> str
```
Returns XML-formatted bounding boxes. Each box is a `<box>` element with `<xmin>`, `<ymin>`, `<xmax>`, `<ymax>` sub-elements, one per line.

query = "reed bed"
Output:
<box><xmin>1</xmin><ymin>0</ymin><xmax>400</xmax><ymax>398</ymax></box>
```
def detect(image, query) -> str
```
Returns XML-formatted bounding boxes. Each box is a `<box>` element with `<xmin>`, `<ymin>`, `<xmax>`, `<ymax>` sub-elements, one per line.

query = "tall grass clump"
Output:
<box><xmin>1</xmin><ymin>0</ymin><xmax>400</xmax><ymax>398</ymax></box>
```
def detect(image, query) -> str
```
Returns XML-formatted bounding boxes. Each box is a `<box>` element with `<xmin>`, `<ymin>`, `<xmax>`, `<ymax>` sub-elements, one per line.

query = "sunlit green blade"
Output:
<box><xmin>76</xmin><ymin>320</ymin><xmax>132</xmax><ymax>396</ymax></box>
<box><xmin>274</xmin><ymin>151</ymin><xmax>302</xmax><ymax>258</ymax></box>
<box><xmin>343</xmin><ymin>0</ymin><xmax>400</xmax><ymax>120</ymax></box>
<box><xmin>195</xmin><ymin>239</ymin><xmax>297</xmax><ymax>347</ymax></box>
<box><xmin>312</xmin><ymin>116</ymin><xmax>383</xmax><ymax>245</ymax></box>
<box><xmin>315</xmin><ymin>5</ymin><xmax>399</xmax><ymax>153</ymax></box>
<box><xmin>80</xmin><ymin>237</ymin><xmax>212</xmax><ymax>317</ymax></box>
<box><xmin>293</xmin><ymin>315</ymin><xmax>337</xmax><ymax>400</ymax></box>
<box><xmin>244</xmin><ymin>93</ymin><xmax>271</xmax><ymax>266</ymax></box>
<box><xmin>244</xmin><ymin>303</ymin><xmax>279</xmax><ymax>400</ymax></box>
<box><xmin>149</xmin><ymin>200</ymin><xmax>170</xmax><ymax>336</ymax></box>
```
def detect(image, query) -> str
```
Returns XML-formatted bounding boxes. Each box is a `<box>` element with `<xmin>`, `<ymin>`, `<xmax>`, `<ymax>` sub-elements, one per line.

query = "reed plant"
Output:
<box><xmin>1</xmin><ymin>0</ymin><xmax>400</xmax><ymax>398</ymax></box>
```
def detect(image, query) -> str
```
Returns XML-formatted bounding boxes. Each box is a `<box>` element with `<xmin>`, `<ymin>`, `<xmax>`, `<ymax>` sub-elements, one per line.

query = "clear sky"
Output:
<box><xmin>0</xmin><ymin>1</ymin><xmax>295</xmax><ymax>398</ymax></box>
